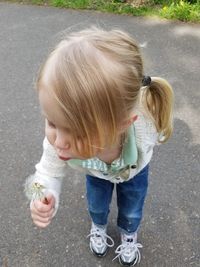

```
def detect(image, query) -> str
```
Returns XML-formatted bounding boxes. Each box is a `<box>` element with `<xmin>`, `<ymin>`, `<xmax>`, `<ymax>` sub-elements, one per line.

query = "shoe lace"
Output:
<box><xmin>87</xmin><ymin>226</ymin><xmax>114</xmax><ymax>248</ymax></box>
<box><xmin>113</xmin><ymin>238</ymin><xmax>143</xmax><ymax>264</ymax></box>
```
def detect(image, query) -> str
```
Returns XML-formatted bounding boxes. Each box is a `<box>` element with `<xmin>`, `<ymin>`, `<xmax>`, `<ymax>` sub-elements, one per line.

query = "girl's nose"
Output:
<box><xmin>54</xmin><ymin>132</ymin><xmax>71</xmax><ymax>150</ymax></box>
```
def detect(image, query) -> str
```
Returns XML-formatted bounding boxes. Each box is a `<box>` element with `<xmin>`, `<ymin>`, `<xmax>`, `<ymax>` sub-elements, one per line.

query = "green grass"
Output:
<box><xmin>9</xmin><ymin>0</ymin><xmax>200</xmax><ymax>22</ymax></box>
<box><xmin>159</xmin><ymin>0</ymin><xmax>200</xmax><ymax>22</ymax></box>
<box><xmin>52</xmin><ymin>0</ymin><xmax>89</xmax><ymax>9</ymax></box>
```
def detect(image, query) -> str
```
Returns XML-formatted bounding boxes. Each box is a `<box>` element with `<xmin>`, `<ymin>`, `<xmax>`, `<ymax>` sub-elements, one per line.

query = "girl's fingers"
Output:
<box><xmin>34</xmin><ymin>220</ymin><xmax>51</xmax><ymax>229</ymax></box>
<box><xmin>31</xmin><ymin>205</ymin><xmax>54</xmax><ymax>219</ymax></box>
<box><xmin>31</xmin><ymin>199</ymin><xmax>54</xmax><ymax>213</ymax></box>
<box><xmin>31</xmin><ymin>213</ymin><xmax>52</xmax><ymax>224</ymax></box>
<box><xmin>29</xmin><ymin>195</ymin><xmax>56</xmax><ymax>228</ymax></box>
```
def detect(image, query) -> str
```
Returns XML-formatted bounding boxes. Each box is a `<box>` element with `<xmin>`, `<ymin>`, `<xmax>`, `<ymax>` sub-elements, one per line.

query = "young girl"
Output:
<box><xmin>25</xmin><ymin>28</ymin><xmax>173</xmax><ymax>266</ymax></box>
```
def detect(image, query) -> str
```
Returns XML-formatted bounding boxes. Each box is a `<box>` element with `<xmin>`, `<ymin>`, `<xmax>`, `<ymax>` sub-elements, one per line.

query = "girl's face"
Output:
<box><xmin>39</xmin><ymin>88</ymin><xmax>87</xmax><ymax>161</ymax></box>
<box><xmin>39</xmin><ymin>87</ymin><xmax>138</xmax><ymax>161</ymax></box>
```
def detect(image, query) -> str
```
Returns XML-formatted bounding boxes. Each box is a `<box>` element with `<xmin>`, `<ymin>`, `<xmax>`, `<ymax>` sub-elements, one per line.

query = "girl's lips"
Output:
<box><xmin>58</xmin><ymin>156</ymin><xmax>71</xmax><ymax>161</ymax></box>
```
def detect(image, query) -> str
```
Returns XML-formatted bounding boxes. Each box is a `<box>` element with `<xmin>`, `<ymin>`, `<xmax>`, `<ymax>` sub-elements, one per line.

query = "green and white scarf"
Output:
<box><xmin>68</xmin><ymin>124</ymin><xmax>138</xmax><ymax>180</ymax></box>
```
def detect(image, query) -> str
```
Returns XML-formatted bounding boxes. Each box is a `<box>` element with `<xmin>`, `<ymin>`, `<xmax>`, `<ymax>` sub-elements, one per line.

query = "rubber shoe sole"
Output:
<box><xmin>119</xmin><ymin>256</ymin><xmax>137</xmax><ymax>266</ymax></box>
<box><xmin>90</xmin><ymin>243</ymin><xmax>108</xmax><ymax>258</ymax></box>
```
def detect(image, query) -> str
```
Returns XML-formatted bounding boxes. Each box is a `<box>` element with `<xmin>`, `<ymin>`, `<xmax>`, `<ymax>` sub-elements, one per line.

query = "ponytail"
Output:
<box><xmin>141</xmin><ymin>77</ymin><xmax>174</xmax><ymax>143</ymax></box>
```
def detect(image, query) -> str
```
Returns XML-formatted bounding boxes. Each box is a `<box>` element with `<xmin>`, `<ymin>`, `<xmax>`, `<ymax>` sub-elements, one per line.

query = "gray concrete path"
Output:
<box><xmin>0</xmin><ymin>2</ymin><xmax>200</xmax><ymax>266</ymax></box>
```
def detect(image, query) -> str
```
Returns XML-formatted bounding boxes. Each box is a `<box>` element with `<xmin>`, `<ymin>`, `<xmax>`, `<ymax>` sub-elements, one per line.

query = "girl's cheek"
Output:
<box><xmin>45</xmin><ymin>127</ymin><xmax>56</xmax><ymax>146</ymax></box>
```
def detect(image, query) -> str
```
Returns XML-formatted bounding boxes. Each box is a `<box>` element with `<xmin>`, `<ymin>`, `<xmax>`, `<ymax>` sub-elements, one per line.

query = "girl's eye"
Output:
<box><xmin>47</xmin><ymin>120</ymin><xmax>55</xmax><ymax>128</ymax></box>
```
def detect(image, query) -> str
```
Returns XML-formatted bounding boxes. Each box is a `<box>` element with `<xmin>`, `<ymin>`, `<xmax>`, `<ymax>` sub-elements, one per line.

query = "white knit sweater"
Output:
<box><xmin>25</xmin><ymin>111</ymin><xmax>159</xmax><ymax>214</ymax></box>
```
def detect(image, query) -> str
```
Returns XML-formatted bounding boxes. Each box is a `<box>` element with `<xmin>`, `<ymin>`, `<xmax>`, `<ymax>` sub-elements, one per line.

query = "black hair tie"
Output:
<box><xmin>142</xmin><ymin>76</ymin><xmax>151</xmax><ymax>86</ymax></box>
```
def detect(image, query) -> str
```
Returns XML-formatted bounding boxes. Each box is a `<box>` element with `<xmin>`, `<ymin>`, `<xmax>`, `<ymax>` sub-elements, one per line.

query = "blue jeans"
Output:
<box><xmin>86</xmin><ymin>165</ymin><xmax>149</xmax><ymax>234</ymax></box>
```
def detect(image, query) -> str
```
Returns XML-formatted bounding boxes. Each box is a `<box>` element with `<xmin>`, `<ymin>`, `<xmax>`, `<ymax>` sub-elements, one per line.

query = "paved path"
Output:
<box><xmin>0</xmin><ymin>2</ymin><xmax>200</xmax><ymax>267</ymax></box>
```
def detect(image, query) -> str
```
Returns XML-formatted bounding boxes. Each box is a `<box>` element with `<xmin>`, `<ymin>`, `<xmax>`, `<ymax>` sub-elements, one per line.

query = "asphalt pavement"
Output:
<box><xmin>0</xmin><ymin>2</ymin><xmax>200</xmax><ymax>267</ymax></box>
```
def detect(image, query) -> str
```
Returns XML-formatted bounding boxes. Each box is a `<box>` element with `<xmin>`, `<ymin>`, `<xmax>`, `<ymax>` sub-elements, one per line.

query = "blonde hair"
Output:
<box><xmin>141</xmin><ymin>77</ymin><xmax>173</xmax><ymax>142</ymax></box>
<box><xmin>37</xmin><ymin>27</ymin><xmax>173</xmax><ymax>157</ymax></box>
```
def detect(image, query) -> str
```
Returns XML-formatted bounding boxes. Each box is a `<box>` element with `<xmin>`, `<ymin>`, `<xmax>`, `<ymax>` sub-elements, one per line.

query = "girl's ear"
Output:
<box><xmin>126</xmin><ymin>114</ymin><xmax>138</xmax><ymax>126</ymax></box>
<box><xmin>130</xmin><ymin>114</ymin><xmax>138</xmax><ymax>123</ymax></box>
<box><xmin>120</xmin><ymin>114</ymin><xmax>138</xmax><ymax>131</ymax></box>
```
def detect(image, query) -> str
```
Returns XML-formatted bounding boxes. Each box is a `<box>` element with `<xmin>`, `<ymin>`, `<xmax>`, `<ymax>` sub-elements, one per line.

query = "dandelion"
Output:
<box><xmin>24</xmin><ymin>175</ymin><xmax>48</xmax><ymax>204</ymax></box>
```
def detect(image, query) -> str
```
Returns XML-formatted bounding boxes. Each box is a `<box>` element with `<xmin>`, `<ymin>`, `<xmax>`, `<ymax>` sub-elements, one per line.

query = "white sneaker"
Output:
<box><xmin>113</xmin><ymin>232</ymin><xmax>142</xmax><ymax>266</ymax></box>
<box><xmin>87</xmin><ymin>222</ymin><xmax>114</xmax><ymax>257</ymax></box>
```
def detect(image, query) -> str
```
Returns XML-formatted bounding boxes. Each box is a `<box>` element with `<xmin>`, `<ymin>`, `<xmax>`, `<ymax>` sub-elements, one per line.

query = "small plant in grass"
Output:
<box><xmin>52</xmin><ymin>0</ymin><xmax>89</xmax><ymax>8</ymax></box>
<box><xmin>160</xmin><ymin>0</ymin><xmax>200</xmax><ymax>22</ymax></box>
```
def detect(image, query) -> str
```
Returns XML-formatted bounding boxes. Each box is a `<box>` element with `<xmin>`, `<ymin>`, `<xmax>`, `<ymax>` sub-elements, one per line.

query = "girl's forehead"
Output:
<box><xmin>39</xmin><ymin>87</ymin><xmax>66</xmax><ymax>127</ymax></box>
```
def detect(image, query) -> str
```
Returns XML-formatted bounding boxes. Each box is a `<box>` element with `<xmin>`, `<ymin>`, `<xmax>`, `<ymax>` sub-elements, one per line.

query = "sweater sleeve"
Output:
<box><xmin>25</xmin><ymin>137</ymin><xmax>68</xmax><ymax>215</ymax></box>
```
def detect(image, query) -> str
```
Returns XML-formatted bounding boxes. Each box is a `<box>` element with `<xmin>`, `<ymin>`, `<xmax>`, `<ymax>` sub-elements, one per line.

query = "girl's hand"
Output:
<box><xmin>30</xmin><ymin>194</ymin><xmax>55</xmax><ymax>228</ymax></box>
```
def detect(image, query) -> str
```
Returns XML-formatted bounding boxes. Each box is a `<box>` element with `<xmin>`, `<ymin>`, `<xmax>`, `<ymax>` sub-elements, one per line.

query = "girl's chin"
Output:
<box><xmin>58</xmin><ymin>153</ymin><xmax>89</xmax><ymax>161</ymax></box>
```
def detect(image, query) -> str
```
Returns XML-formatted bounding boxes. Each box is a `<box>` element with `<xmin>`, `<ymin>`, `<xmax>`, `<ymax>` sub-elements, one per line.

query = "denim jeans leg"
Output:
<box><xmin>86</xmin><ymin>175</ymin><xmax>114</xmax><ymax>226</ymax></box>
<box><xmin>117</xmin><ymin>165</ymin><xmax>149</xmax><ymax>234</ymax></box>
